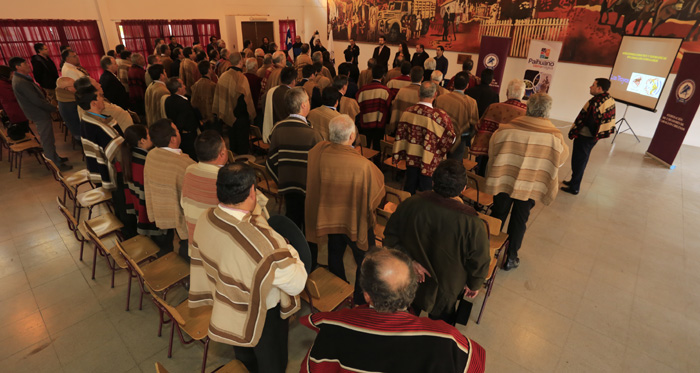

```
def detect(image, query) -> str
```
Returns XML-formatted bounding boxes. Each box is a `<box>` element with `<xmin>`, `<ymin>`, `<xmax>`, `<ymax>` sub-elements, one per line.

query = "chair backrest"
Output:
<box><xmin>478</xmin><ymin>212</ymin><xmax>501</xmax><ymax>237</ymax></box>
<box><xmin>466</xmin><ymin>170</ymin><xmax>487</xmax><ymax>195</ymax></box>
<box><xmin>42</xmin><ymin>153</ymin><xmax>61</xmax><ymax>181</ymax></box>
<box><xmin>84</xmin><ymin>222</ymin><xmax>110</xmax><ymax>252</ymax></box>
<box><xmin>248</xmin><ymin>161</ymin><xmax>273</xmax><ymax>191</ymax></box>
<box><xmin>154</xmin><ymin>362</ymin><xmax>170</xmax><ymax>373</ymax></box>
<box><xmin>385</xmin><ymin>185</ymin><xmax>410</xmax><ymax>206</ymax></box>
<box><xmin>114</xmin><ymin>240</ymin><xmax>146</xmax><ymax>278</ymax></box>
<box><xmin>57</xmin><ymin>175</ymin><xmax>77</xmax><ymax>201</ymax></box>
<box><xmin>359</xmin><ymin>134</ymin><xmax>368</xmax><ymax>148</ymax></box>
<box><xmin>379</xmin><ymin>140</ymin><xmax>393</xmax><ymax>160</ymax></box>
<box><xmin>151</xmin><ymin>291</ymin><xmax>186</xmax><ymax>326</ymax></box>
<box><xmin>227</xmin><ymin>150</ymin><xmax>235</xmax><ymax>163</ymax></box>
<box><xmin>56</xmin><ymin>196</ymin><xmax>80</xmax><ymax>236</ymax></box>
<box><xmin>250</xmin><ymin>125</ymin><xmax>263</xmax><ymax>140</ymax></box>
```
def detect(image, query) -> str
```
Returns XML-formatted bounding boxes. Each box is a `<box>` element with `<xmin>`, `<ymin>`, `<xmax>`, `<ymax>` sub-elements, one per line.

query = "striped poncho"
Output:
<box><xmin>300</xmin><ymin>305</ymin><xmax>486</xmax><ymax>373</ymax></box>
<box><xmin>356</xmin><ymin>80</ymin><xmax>392</xmax><ymax>130</ymax></box>
<box><xmin>485</xmin><ymin>116</ymin><xmax>569</xmax><ymax>205</ymax></box>
<box><xmin>79</xmin><ymin>112</ymin><xmax>125</xmax><ymax>190</ymax></box>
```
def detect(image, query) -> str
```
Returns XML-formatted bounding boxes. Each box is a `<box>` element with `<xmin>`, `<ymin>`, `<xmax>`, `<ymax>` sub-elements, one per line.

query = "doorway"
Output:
<box><xmin>241</xmin><ymin>21</ymin><xmax>274</xmax><ymax>50</ymax></box>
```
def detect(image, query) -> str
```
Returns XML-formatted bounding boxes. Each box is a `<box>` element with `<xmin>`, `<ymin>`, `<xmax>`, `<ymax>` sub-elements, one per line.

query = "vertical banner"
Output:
<box><xmin>523</xmin><ymin>40</ymin><xmax>562</xmax><ymax>98</ymax></box>
<box><xmin>475</xmin><ymin>36</ymin><xmax>511</xmax><ymax>93</ymax></box>
<box><xmin>646</xmin><ymin>52</ymin><xmax>700</xmax><ymax>168</ymax></box>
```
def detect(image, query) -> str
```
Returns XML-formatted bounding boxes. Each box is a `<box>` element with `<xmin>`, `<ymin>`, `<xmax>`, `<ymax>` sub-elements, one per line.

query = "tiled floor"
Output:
<box><xmin>0</xmin><ymin>121</ymin><xmax>698</xmax><ymax>372</ymax></box>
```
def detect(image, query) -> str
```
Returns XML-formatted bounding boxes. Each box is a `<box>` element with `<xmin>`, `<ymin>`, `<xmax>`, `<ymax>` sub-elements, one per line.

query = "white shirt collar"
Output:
<box><xmin>289</xmin><ymin>114</ymin><xmax>308</xmax><ymax>123</ymax></box>
<box><xmin>218</xmin><ymin>203</ymin><xmax>249</xmax><ymax>220</ymax></box>
<box><xmin>177</xmin><ymin>94</ymin><xmax>188</xmax><ymax>100</ymax></box>
<box><xmin>418</xmin><ymin>102</ymin><xmax>433</xmax><ymax>108</ymax></box>
<box><xmin>154</xmin><ymin>80</ymin><xmax>165</xmax><ymax>85</ymax></box>
<box><xmin>323</xmin><ymin>105</ymin><xmax>337</xmax><ymax>110</ymax></box>
<box><xmin>162</xmin><ymin>147</ymin><xmax>182</xmax><ymax>154</ymax></box>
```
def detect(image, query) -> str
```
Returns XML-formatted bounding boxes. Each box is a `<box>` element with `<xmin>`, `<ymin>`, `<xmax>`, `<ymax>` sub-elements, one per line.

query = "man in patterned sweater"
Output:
<box><xmin>356</xmin><ymin>65</ymin><xmax>392</xmax><ymax>150</ymax></box>
<box><xmin>393</xmin><ymin>82</ymin><xmax>456</xmax><ymax>194</ymax></box>
<box><xmin>300</xmin><ymin>247</ymin><xmax>486</xmax><ymax>373</ymax></box>
<box><xmin>562</xmin><ymin>78</ymin><xmax>616</xmax><ymax>195</ymax></box>
<box><xmin>190</xmin><ymin>163</ymin><xmax>307</xmax><ymax>373</ymax></box>
<box><xmin>388</xmin><ymin>66</ymin><xmax>423</xmax><ymax>136</ymax></box>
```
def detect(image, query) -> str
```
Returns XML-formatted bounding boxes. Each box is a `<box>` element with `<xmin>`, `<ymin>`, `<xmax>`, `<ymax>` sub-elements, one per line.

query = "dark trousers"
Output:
<box><xmin>229</xmin><ymin>117</ymin><xmax>250</xmax><ymax>155</ymax></box>
<box><xmin>491</xmin><ymin>193</ymin><xmax>535</xmax><ymax>259</ymax></box>
<box><xmin>34</xmin><ymin>117</ymin><xmax>59</xmax><ymax>163</ymax></box>
<box><xmin>180</xmin><ymin>131</ymin><xmax>198</xmax><ymax>162</ymax></box>
<box><xmin>404</xmin><ymin>166</ymin><xmax>432</xmax><ymax>194</ymax></box>
<box><xmin>57</xmin><ymin>101</ymin><xmax>81</xmax><ymax>140</ymax></box>
<box><xmin>328</xmin><ymin>230</ymin><xmax>374</xmax><ymax>305</ymax></box>
<box><xmin>475</xmin><ymin>155</ymin><xmax>488</xmax><ymax>177</ymax></box>
<box><xmin>156</xmin><ymin>229</ymin><xmax>189</xmax><ymax>261</ymax></box>
<box><xmin>569</xmin><ymin>136</ymin><xmax>597</xmax><ymax>191</ymax></box>
<box><xmin>283</xmin><ymin>192</ymin><xmax>305</xmax><ymax>231</ymax></box>
<box><xmin>361</xmin><ymin>127</ymin><xmax>384</xmax><ymax>150</ymax></box>
<box><xmin>447</xmin><ymin>136</ymin><xmax>467</xmax><ymax>161</ymax></box>
<box><xmin>233</xmin><ymin>304</ymin><xmax>288</xmax><ymax>373</ymax></box>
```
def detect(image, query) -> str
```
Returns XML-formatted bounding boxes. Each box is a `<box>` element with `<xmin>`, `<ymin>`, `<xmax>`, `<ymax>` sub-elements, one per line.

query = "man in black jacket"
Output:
<box><xmin>372</xmin><ymin>36</ymin><xmax>391</xmax><ymax>70</ymax></box>
<box><xmin>99</xmin><ymin>56</ymin><xmax>130</xmax><ymax>110</ymax></box>
<box><xmin>411</xmin><ymin>44</ymin><xmax>429</xmax><ymax>69</ymax></box>
<box><xmin>30</xmin><ymin>43</ymin><xmax>59</xmax><ymax>104</ymax></box>
<box><xmin>164</xmin><ymin>77</ymin><xmax>201</xmax><ymax>160</ymax></box>
<box><xmin>466</xmin><ymin>69</ymin><xmax>499</xmax><ymax>118</ymax></box>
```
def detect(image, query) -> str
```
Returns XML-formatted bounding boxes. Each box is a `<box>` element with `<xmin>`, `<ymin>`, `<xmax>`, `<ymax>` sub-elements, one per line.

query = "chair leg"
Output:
<box><xmin>79</xmin><ymin>239</ymin><xmax>85</xmax><ymax>261</ymax></box>
<box><xmin>476</xmin><ymin>278</ymin><xmax>495</xmax><ymax>325</ymax></box>
<box><xmin>201</xmin><ymin>338</ymin><xmax>210</xmax><ymax>373</ymax></box>
<box><xmin>17</xmin><ymin>152</ymin><xmax>23</xmax><ymax>178</ymax></box>
<box><xmin>167</xmin><ymin>320</ymin><xmax>176</xmax><ymax>358</ymax></box>
<box><xmin>125</xmin><ymin>269</ymin><xmax>133</xmax><ymax>311</ymax></box>
<box><xmin>91</xmin><ymin>244</ymin><xmax>99</xmax><ymax>279</ymax></box>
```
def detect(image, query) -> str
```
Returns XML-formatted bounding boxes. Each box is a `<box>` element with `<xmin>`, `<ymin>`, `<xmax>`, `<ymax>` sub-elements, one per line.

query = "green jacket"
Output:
<box><xmin>384</xmin><ymin>191</ymin><xmax>490</xmax><ymax>315</ymax></box>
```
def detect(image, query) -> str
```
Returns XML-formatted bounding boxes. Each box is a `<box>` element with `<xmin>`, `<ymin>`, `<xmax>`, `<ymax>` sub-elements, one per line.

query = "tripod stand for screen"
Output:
<box><xmin>612</xmin><ymin>104</ymin><xmax>640</xmax><ymax>144</ymax></box>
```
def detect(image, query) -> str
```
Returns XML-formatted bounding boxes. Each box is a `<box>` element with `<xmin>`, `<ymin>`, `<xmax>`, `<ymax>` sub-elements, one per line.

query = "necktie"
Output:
<box><xmin>78</xmin><ymin>66</ymin><xmax>90</xmax><ymax>77</ymax></box>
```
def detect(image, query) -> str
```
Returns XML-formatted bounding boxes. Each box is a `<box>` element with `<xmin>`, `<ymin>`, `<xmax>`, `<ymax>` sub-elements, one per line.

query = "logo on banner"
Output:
<box><xmin>676</xmin><ymin>79</ymin><xmax>695</xmax><ymax>104</ymax></box>
<box><xmin>484</xmin><ymin>53</ymin><xmax>499</xmax><ymax>69</ymax></box>
<box><xmin>540</xmin><ymin>48</ymin><xmax>550</xmax><ymax>59</ymax></box>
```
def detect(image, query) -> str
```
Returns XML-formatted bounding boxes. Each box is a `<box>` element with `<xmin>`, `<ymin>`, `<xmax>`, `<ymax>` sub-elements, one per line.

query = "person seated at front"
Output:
<box><xmin>300</xmin><ymin>247</ymin><xmax>486</xmax><ymax>373</ymax></box>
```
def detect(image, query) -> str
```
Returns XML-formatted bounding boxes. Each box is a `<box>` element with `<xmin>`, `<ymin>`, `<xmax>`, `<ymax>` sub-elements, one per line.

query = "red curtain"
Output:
<box><xmin>120</xmin><ymin>19</ymin><xmax>169</xmax><ymax>57</ymax></box>
<box><xmin>193</xmin><ymin>20</ymin><xmax>220</xmax><ymax>47</ymax></box>
<box><xmin>169</xmin><ymin>20</ymin><xmax>195</xmax><ymax>48</ymax></box>
<box><xmin>278</xmin><ymin>20</ymin><xmax>296</xmax><ymax>51</ymax></box>
<box><xmin>0</xmin><ymin>19</ymin><xmax>104</xmax><ymax>78</ymax></box>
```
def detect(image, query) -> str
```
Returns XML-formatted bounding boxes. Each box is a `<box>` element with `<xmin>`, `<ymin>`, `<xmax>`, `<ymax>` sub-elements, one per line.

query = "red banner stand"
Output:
<box><xmin>646</xmin><ymin>52</ymin><xmax>700</xmax><ymax>168</ymax></box>
<box><xmin>475</xmin><ymin>36</ymin><xmax>512</xmax><ymax>94</ymax></box>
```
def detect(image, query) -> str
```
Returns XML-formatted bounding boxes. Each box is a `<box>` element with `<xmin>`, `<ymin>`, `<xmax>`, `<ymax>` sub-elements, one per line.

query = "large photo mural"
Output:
<box><xmin>327</xmin><ymin>0</ymin><xmax>700</xmax><ymax>70</ymax></box>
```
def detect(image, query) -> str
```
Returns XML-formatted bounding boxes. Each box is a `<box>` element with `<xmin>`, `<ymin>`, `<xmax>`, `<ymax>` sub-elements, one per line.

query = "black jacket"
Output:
<box><xmin>373</xmin><ymin>45</ymin><xmax>391</xmax><ymax>69</ymax></box>
<box><xmin>344</xmin><ymin>45</ymin><xmax>360</xmax><ymax>64</ymax></box>
<box><xmin>466</xmin><ymin>83</ymin><xmax>500</xmax><ymax>118</ymax></box>
<box><xmin>100</xmin><ymin>71</ymin><xmax>130</xmax><ymax>110</ymax></box>
<box><xmin>164</xmin><ymin>94</ymin><xmax>201</xmax><ymax>133</ymax></box>
<box><xmin>411</xmin><ymin>51</ymin><xmax>429</xmax><ymax>68</ymax></box>
<box><xmin>30</xmin><ymin>55</ymin><xmax>58</xmax><ymax>90</ymax></box>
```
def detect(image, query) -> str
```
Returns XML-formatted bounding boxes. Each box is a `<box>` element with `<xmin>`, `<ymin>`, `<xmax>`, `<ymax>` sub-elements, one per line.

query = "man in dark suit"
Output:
<box><xmin>10</xmin><ymin>57</ymin><xmax>70</xmax><ymax>170</ymax></box>
<box><xmin>466</xmin><ymin>69</ymin><xmax>500</xmax><ymax>118</ymax></box>
<box><xmin>165</xmin><ymin>77</ymin><xmax>201</xmax><ymax>160</ymax></box>
<box><xmin>344</xmin><ymin>39</ymin><xmax>360</xmax><ymax>65</ymax></box>
<box><xmin>99</xmin><ymin>56</ymin><xmax>130</xmax><ymax>110</ymax></box>
<box><xmin>372</xmin><ymin>36</ymin><xmax>391</xmax><ymax>70</ymax></box>
<box><xmin>30</xmin><ymin>43</ymin><xmax>59</xmax><ymax>104</ymax></box>
<box><xmin>411</xmin><ymin>44</ymin><xmax>429</xmax><ymax>68</ymax></box>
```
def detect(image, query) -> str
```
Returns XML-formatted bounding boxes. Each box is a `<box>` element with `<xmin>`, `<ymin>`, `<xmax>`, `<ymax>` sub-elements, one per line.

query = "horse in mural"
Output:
<box><xmin>649</xmin><ymin>0</ymin><xmax>700</xmax><ymax>40</ymax></box>
<box><xmin>599</xmin><ymin>0</ymin><xmax>661</xmax><ymax>35</ymax></box>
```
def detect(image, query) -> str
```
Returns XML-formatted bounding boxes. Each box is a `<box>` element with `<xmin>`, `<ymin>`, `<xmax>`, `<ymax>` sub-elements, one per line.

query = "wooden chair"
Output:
<box><xmin>57</xmin><ymin>175</ymin><xmax>112</xmax><ymax>222</ymax></box>
<box><xmin>115</xmin><ymin>240</ymin><xmax>189</xmax><ymax>312</ymax></box>
<box><xmin>460</xmin><ymin>171</ymin><xmax>494</xmax><ymax>213</ymax></box>
<box><xmin>56</xmin><ymin>197</ymin><xmax>123</xmax><ymax>262</ymax></box>
<box><xmin>248</xmin><ymin>161</ymin><xmax>282</xmax><ymax>212</ymax></box>
<box><xmin>43</xmin><ymin>154</ymin><xmax>92</xmax><ymax>204</ymax></box>
<box><xmin>227</xmin><ymin>150</ymin><xmax>255</xmax><ymax>165</ymax></box>
<box><xmin>83</xmin><ymin>222</ymin><xmax>124</xmax><ymax>288</ymax></box>
<box><xmin>0</xmin><ymin>127</ymin><xmax>43</xmax><ymax>178</ymax></box>
<box><xmin>475</xmin><ymin>213</ymin><xmax>509</xmax><ymax>324</ymax></box>
<box><xmin>358</xmin><ymin>134</ymin><xmax>368</xmax><ymax>148</ymax></box>
<box><xmin>151</xmin><ymin>293</ymin><xmax>213</xmax><ymax>373</ymax></box>
<box><xmin>249</xmin><ymin>126</ymin><xmax>269</xmax><ymax>153</ymax></box>
<box><xmin>374</xmin><ymin>186</ymin><xmax>411</xmax><ymax>246</ymax></box>
<box><xmin>113</xmin><ymin>238</ymin><xmax>161</xmax><ymax>311</ymax></box>
<box><xmin>379</xmin><ymin>140</ymin><xmax>405</xmax><ymax>179</ymax></box>
<box><xmin>300</xmin><ymin>267</ymin><xmax>354</xmax><ymax>313</ymax></box>
<box><xmin>462</xmin><ymin>158</ymin><xmax>478</xmax><ymax>172</ymax></box>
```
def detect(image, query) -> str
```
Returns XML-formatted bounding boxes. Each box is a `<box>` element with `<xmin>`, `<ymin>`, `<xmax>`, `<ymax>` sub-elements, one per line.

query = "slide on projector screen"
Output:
<box><xmin>608</xmin><ymin>36</ymin><xmax>682</xmax><ymax>111</ymax></box>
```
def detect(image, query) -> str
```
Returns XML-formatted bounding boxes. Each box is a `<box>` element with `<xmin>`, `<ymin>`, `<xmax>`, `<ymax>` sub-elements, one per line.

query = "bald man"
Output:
<box><xmin>300</xmin><ymin>248</ymin><xmax>486</xmax><ymax>373</ymax></box>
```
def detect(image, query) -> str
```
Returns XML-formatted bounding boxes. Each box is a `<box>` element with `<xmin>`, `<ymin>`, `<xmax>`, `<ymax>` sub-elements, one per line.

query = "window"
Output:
<box><xmin>0</xmin><ymin>19</ymin><xmax>105</xmax><ymax>78</ymax></box>
<box><xmin>117</xmin><ymin>19</ymin><xmax>220</xmax><ymax>56</ymax></box>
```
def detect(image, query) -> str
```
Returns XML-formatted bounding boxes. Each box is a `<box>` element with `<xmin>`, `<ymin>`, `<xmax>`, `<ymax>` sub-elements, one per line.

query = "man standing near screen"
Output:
<box><xmin>562</xmin><ymin>78</ymin><xmax>615</xmax><ymax>195</ymax></box>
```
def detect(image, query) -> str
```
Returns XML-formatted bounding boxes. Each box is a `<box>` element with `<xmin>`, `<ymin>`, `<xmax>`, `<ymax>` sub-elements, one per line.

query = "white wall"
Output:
<box><xmin>5</xmin><ymin>0</ymin><xmax>698</xmax><ymax>147</ymax></box>
<box><xmin>334</xmin><ymin>41</ymin><xmax>700</xmax><ymax>148</ymax></box>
